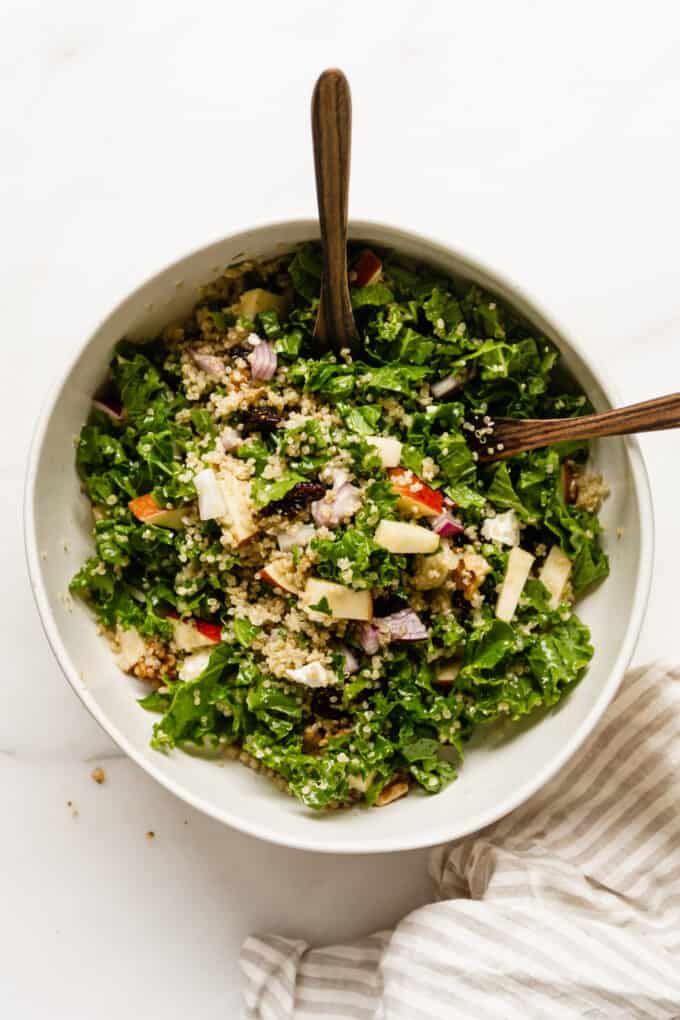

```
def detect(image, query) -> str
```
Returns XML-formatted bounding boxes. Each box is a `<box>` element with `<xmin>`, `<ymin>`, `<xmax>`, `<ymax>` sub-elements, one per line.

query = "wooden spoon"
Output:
<box><xmin>311</xmin><ymin>68</ymin><xmax>361</xmax><ymax>354</ymax></box>
<box><xmin>471</xmin><ymin>392</ymin><xmax>680</xmax><ymax>463</ymax></box>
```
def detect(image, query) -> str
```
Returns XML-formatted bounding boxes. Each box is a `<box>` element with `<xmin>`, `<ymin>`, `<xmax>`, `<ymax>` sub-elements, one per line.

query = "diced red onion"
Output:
<box><xmin>430</xmin><ymin>511</ymin><xmax>465</xmax><ymax>538</ymax></box>
<box><xmin>336</xmin><ymin>643</ymin><xmax>359</xmax><ymax>675</ymax></box>
<box><xmin>327</xmin><ymin>467</ymin><xmax>350</xmax><ymax>489</ymax></box>
<box><xmin>311</xmin><ymin>482</ymin><xmax>362</xmax><ymax>528</ymax></box>
<box><xmin>378</xmin><ymin>608</ymin><xmax>429</xmax><ymax>642</ymax></box>
<box><xmin>356</xmin><ymin>622</ymin><xmax>380</xmax><ymax>655</ymax></box>
<box><xmin>443</xmin><ymin>495</ymin><xmax>457</xmax><ymax>508</ymax></box>
<box><xmin>92</xmin><ymin>397</ymin><xmax>124</xmax><ymax>422</ymax></box>
<box><xmin>431</xmin><ymin>366</ymin><xmax>476</xmax><ymax>400</ymax></box>
<box><xmin>431</xmin><ymin>374</ymin><xmax>461</xmax><ymax>399</ymax></box>
<box><xmin>220</xmin><ymin>426</ymin><xmax>243</xmax><ymax>452</ymax></box>
<box><xmin>190</xmin><ymin>350</ymin><xmax>224</xmax><ymax>377</ymax></box>
<box><xmin>276</xmin><ymin>523</ymin><xmax>316</xmax><ymax>552</ymax></box>
<box><xmin>248</xmin><ymin>341</ymin><xmax>277</xmax><ymax>381</ymax></box>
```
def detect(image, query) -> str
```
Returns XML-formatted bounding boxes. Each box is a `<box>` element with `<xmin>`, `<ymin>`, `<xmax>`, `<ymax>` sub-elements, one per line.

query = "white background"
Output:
<box><xmin>3</xmin><ymin>1</ymin><xmax>680</xmax><ymax>1016</ymax></box>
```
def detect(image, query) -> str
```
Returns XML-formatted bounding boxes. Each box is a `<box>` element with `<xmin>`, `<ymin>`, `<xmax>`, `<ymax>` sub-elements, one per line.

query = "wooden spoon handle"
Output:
<box><xmin>311</xmin><ymin>68</ymin><xmax>360</xmax><ymax>353</ymax></box>
<box><xmin>488</xmin><ymin>392</ymin><xmax>680</xmax><ymax>460</ymax></box>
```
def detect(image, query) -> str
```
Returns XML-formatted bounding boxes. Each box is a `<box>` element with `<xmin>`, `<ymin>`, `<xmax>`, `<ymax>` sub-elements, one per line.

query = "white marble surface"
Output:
<box><xmin>4</xmin><ymin>1</ymin><xmax>680</xmax><ymax>1016</ymax></box>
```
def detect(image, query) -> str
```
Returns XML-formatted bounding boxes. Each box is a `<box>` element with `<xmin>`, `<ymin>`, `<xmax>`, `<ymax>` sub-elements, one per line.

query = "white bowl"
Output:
<box><xmin>24</xmin><ymin>220</ymin><xmax>653</xmax><ymax>853</ymax></box>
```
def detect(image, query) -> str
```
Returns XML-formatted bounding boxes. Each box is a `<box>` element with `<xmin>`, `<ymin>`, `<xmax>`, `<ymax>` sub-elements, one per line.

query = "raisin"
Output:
<box><xmin>311</xmin><ymin>689</ymin><xmax>347</xmax><ymax>720</ymax></box>
<box><xmin>240</xmin><ymin>407</ymin><xmax>283</xmax><ymax>432</ymax></box>
<box><xmin>373</xmin><ymin>595</ymin><xmax>408</xmax><ymax>617</ymax></box>
<box><xmin>228</xmin><ymin>345</ymin><xmax>251</xmax><ymax>361</ymax></box>
<box><xmin>269</xmin><ymin>481</ymin><xmax>326</xmax><ymax>515</ymax></box>
<box><xmin>183</xmin><ymin>320</ymin><xmax>201</xmax><ymax>340</ymax></box>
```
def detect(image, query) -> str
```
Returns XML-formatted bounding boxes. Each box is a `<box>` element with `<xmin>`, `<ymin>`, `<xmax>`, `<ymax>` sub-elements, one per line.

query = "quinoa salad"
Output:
<box><xmin>71</xmin><ymin>244</ymin><xmax>609</xmax><ymax>810</ymax></box>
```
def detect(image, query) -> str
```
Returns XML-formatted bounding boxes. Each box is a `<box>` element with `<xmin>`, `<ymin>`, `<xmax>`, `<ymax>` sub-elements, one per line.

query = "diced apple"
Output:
<box><xmin>276</xmin><ymin>523</ymin><xmax>316</xmax><ymax>552</ymax></box>
<box><xmin>496</xmin><ymin>547</ymin><xmax>535</xmax><ymax>623</ymax></box>
<box><xmin>302</xmin><ymin>578</ymin><xmax>373</xmax><ymax>621</ymax></box>
<box><xmin>538</xmin><ymin>545</ymin><xmax>572</xmax><ymax>609</ymax></box>
<box><xmin>435</xmin><ymin>660</ymin><xmax>461</xmax><ymax>686</ymax></box>
<box><xmin>374</xmin><ymin>519</ymin><xmax>439</xmax><ymax>555</ymax></box>
<box><xmin>113</xmin><ymin>625</ymin><xmax>146</xmax><ymax>672</ymax></box>
<box><xmin>481</xmin><ymin>509</ymin><xmax>520</xmax><ymax>547</ymax></box>
<box><xmin>195</xmin><ymin>620</ymin><xmax>222</xmax><ymax>643</ymax></box>
<box><xmin>350</xmin><ymin>249</ymin><xmax>382</xmax><ymax>288</ymax></box>
<box><xmin>413</xmin><ymin>543</ymin><xmax>460</xmax><ymax>590</ymax></box>
<box><xmin>258</xmin><ymin>561</ymin><xmax>300</xmax><ymax>596</ymax></box>
<box><xmin>179</xmin><ymin>648</ymin><xmax>213</xmax><ymax>682</ymax></box>
<box><xmin>218</xmin><ymin>469</ymin><xmax>258</xmax><ymax>547</ymax></box>
<box><xmin>388</xmin><ymin>468</ymin><xmax>443</xmax><ymax>518</ymax></box>
<box><xmin>194</xmin><ymin>468</ymin><xmax>227</xmax><ymax>521</ymax></box>
<box><xmin>128</xmin><ymin>493</ymin><xmax>185</xmax><ymax>529</ymax></box>
<box><xmin>365</xmin><ymin>435</ymin><xmax>402</xmax><ymax>468</ymax></box>
<box><xmin>171</xmin><ymin>616</ymin><xmax>221</xmax><ymax>653</ymax></box>
<box><xmin>348</xmin><ymin>770</ymin><xmax>376</xmax><ymax>794</ymax></box>
<box><xmin>286</xmin><ymin>661</ymin><xmax>335</xmax><ymax>688</ymax></box>
<box><xmin>238</xmin><ymin>288</ymin><xmax>288</xmax><ymax>321</ymax></box>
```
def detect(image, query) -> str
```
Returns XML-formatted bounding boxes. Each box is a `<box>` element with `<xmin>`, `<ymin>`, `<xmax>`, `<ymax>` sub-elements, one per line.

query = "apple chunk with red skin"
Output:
<box><xmin>194</xmin><ymin>620</ymin><xmax>222</xmax><ymax>643</ymax></box>
<box><xmin>388</xmin><ymin>468</ymin><xmax>443</xmax><ymax>519</ymax></box>
<box><xmin>167</xmin><ymin>612</ymin><xmax>222</xmax><ymax>651</ymax></box>
<box><xmin>128</xmin><ymin>493</ymin><xmax>185</xmax><ymax>529</ymax></box>
<box><xmin>350</xmin><ymin>249</ymin><xmax>382</xmax><ymax>288</ymax></box>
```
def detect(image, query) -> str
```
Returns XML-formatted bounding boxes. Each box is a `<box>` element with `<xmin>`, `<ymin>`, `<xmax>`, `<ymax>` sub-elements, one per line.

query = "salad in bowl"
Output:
<box><xmin>70</xmin><ymin>242</ymin><xmax>610</xmax><ymax>812</ymax></box>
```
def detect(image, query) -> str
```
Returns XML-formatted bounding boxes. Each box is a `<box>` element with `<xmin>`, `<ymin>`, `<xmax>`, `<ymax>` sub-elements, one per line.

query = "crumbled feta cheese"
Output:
<box><xmin>481</xmin><ymin>509</ymin><xmax>520</xmax><ymax>547</ymax></box>
<box><xmin>286</xmin><ymin>661</ymin><xmax>335</xmax><ymax>688</ymax></box>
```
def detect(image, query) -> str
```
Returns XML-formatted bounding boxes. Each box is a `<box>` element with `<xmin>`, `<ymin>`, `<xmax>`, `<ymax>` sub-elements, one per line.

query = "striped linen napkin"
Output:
<box><xmin>241</xmin><ymin>665</ymin><xmax>680</xmax><ymax>1019</ymax></box>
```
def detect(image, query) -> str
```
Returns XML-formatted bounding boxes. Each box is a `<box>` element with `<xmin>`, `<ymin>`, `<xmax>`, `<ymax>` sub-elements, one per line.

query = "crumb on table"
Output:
<box><xmin>91</xmin><ymin>767</ymin><xmax>106</xmax><ymax>785</ymax></box>
<box><xmin>145</xmin><ymin>830</ymin><xmax>155</xmax><ymax>842</ymax></box>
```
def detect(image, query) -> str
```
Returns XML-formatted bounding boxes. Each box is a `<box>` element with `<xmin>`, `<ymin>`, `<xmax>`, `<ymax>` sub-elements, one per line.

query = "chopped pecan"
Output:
<box><xmin>452</xmin><ymin>552</ymin><xmax>491</xmax><ymax>600</ymax></box>
<box><xmin>562</xmin><ymin>460</ymin><xmax>577</xmax><ymax>504</ymax></box>
<box><xmin>375</xmin><ymin>778</ymin><xmax>409</xmax><ymax>807</ymax></box>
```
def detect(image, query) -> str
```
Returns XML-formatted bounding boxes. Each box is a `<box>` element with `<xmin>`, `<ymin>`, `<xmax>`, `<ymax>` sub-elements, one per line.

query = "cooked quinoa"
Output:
<box><xmin>70</xmin><ymin>244</ymin><xmax>609</xmax><ymax>810</ymax></box>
